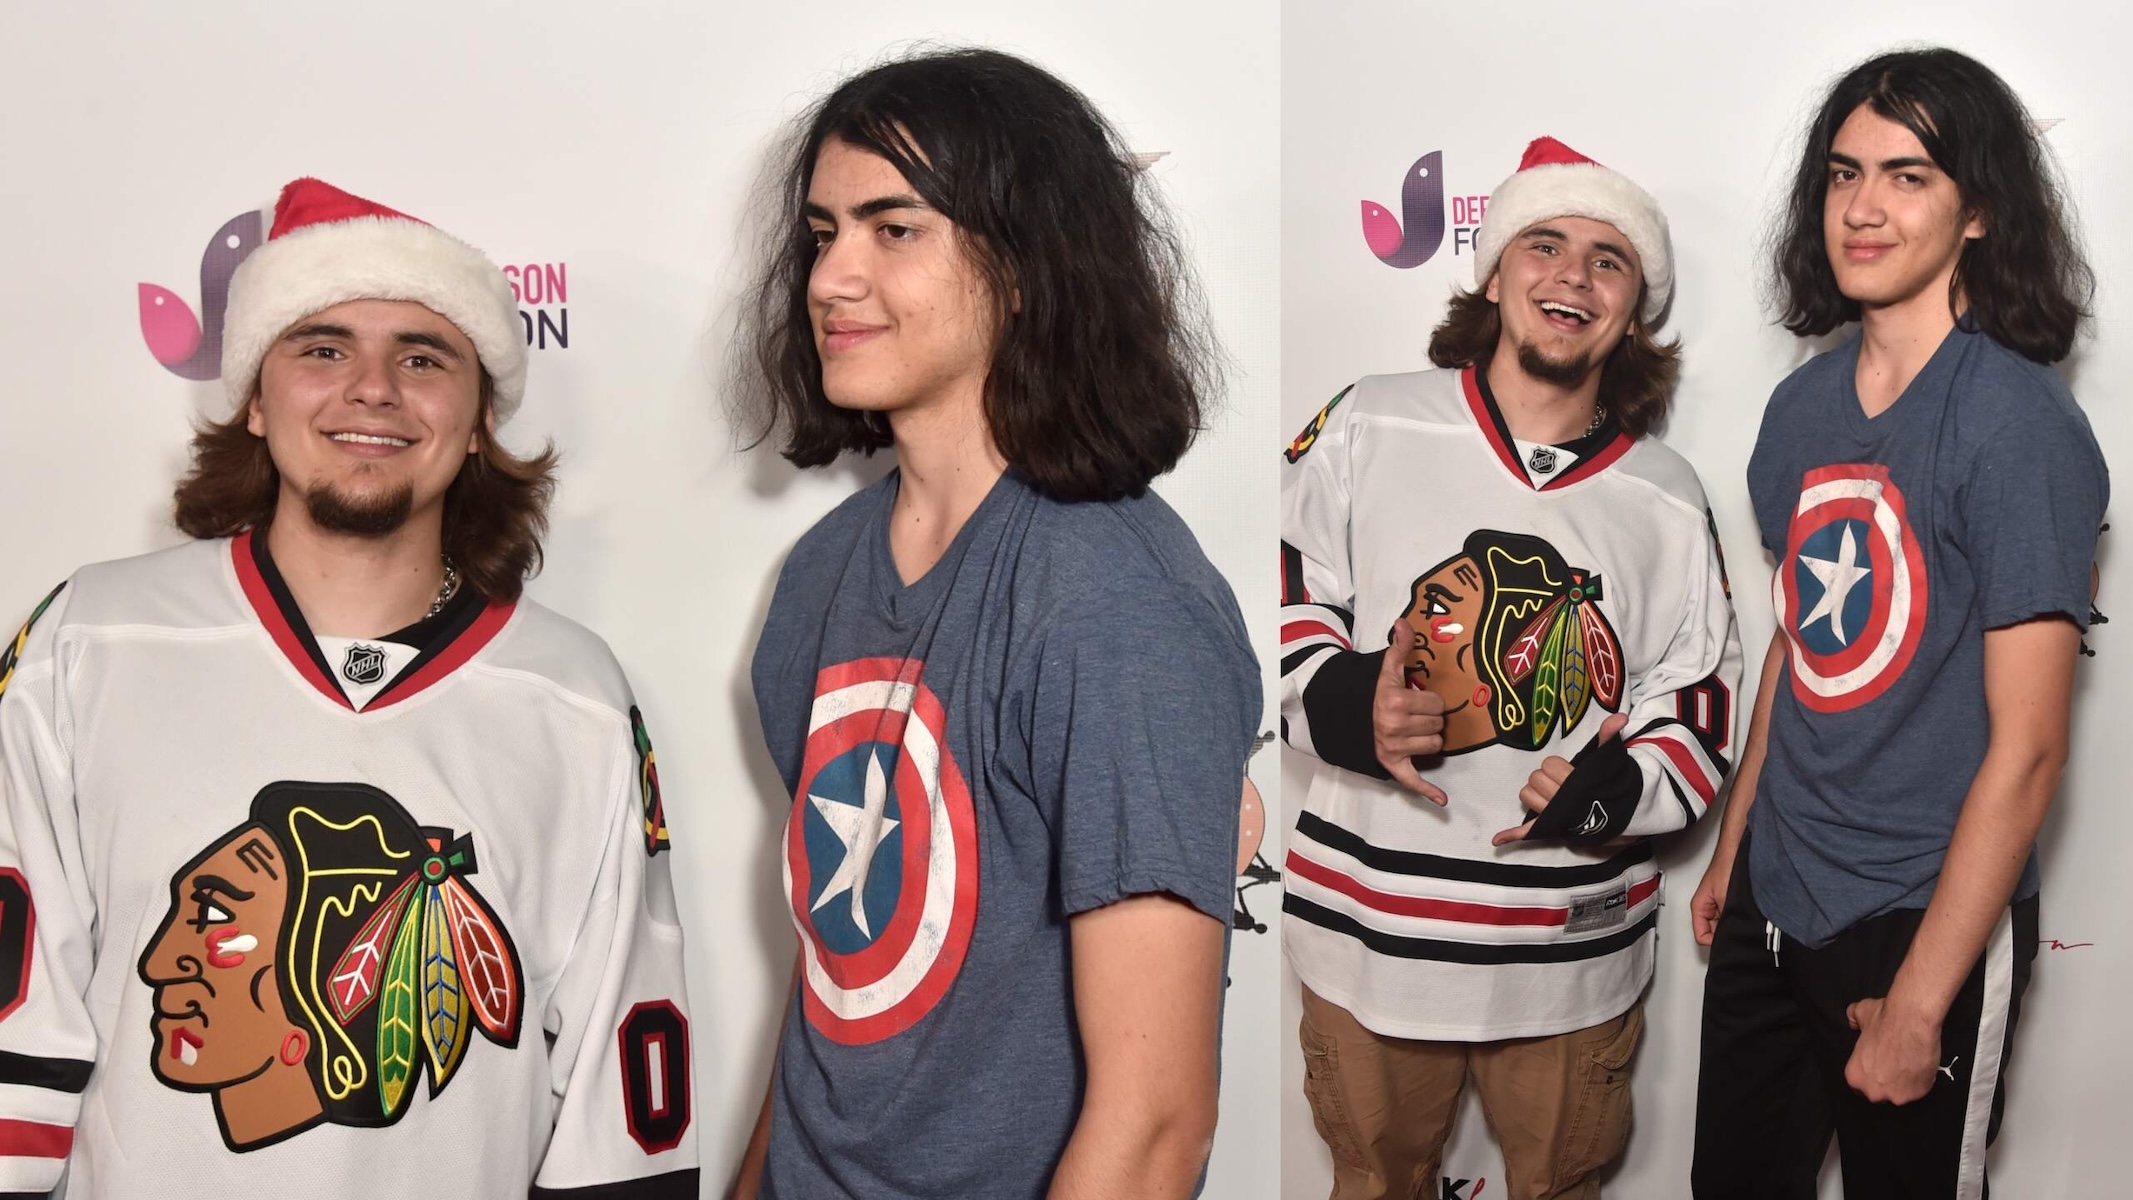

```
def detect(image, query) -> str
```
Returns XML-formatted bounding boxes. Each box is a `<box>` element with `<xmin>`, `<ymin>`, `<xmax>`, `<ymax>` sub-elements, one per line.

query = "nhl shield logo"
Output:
<box><xmin>785</xmin><ymin>657</ymin><xmax>977</xmax><ymax>1045</ymax></box>
<box><xmin>1776</xmin><ymin>463</ymin><xmax>1928</xmax><ymax>712</ymax></box>
<box><xmin>341</xmin><ymin>643</ymin><xmax>387</xmax><ymax>686</ymax></box>
<box><xmin>1528</xmin><ymin>446</ymin><xmax>1559</xmax><ymax>475</ymax></box>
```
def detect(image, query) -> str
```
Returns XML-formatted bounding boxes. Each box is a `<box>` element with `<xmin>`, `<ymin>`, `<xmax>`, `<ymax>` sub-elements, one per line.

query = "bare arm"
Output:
<box><xmin>726</xmin><ymin>957</ymin><xmax>797</xmax><ymax>1200</ymax></box>
<box><xmin>1845</xmin><ymin>617</ymin><xmax>2079</xmax><ymax>1103</ymax></box>
<box><xmin>1047</xmin><ymin>894</ymin><xmax>1225</xmax><ymax>1200</ymax></box>
<box><xmin>1691</xmin><ymin>628</ymin><xmax>1786</xmax><ymax>945</ymax></box>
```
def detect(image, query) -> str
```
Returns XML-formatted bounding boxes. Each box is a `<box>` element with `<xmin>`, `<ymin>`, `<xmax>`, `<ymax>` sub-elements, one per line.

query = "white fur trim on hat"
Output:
<box><xmin>1472</xmin><ymin>160</ymin><xmax>1673</xmax><ymax>325</ymax></box>
<box><xmin>220</xmin><ymin>215</ymin><xmax>527</xmax><ymax>422</ymax></box>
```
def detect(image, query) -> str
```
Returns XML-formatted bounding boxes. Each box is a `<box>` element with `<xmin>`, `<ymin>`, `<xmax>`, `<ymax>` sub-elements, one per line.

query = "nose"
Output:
<box><xmin>139</xmin><ymin>915</ymin><xmax>195</xmax><ymax>986</ymax></box>
<box><xmin>1553</xmin><ymin>252</ymin><xmax>1592</xmax><ymax>290</ymax></box>
<box><xmin>807</xmin><ymin>229</ymin><xmax>868</xmax><ymax>308</ymax></box>
<box><xmin>1844</xmin><ymin>180</ymin><xmax>1885</xmax><ymax>229</ymax></box>
<box><xmin>343</xmin><ymin>348</ymin><xmax>400</xmax><ymax>408</ymax></box>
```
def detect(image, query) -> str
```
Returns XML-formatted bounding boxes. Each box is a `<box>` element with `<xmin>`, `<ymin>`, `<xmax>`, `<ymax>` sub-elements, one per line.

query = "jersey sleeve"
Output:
<box><xmin>1614</xmin><ymin>510</ymin><xmax>1745</xmax><ymax>838</ymax></box>
<box><xmin>529</xmin><ymin>703</ymin><xmax>698</xmax><ymax>1199</ymax></box>
<box><xmin>1030</xmin><ymin>576</ymin><xmax>1260</xmax><ymax>925</ymax></box>
<box><xmin>1279</xmin><ymin>384</ymin><xmax>1391</xmax><ymax>778</ymax></box>
<box><xmin>0</xmin><ymin>582</ymin><xmax>97</xmax><ymax>1196</ymax></box>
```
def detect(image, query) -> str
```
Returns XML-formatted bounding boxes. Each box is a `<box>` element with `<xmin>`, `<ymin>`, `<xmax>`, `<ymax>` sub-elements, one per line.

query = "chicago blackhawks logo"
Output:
<box><xmin>1398</xmin><ymin>530</ymin><xmax>1624</xmax><ymax>754</ymax></box>
<box><xmin>1776</xmin><ymin>463</ymin><xmax>1926</xmax><ymax>712</ymax></box>
<box><xmin>1286</xmin><ymin>385</ymin><xmax>1354</xmax><ymax>464</ymax></box>
<box><xmin>139</xmin><ymin>781</ymin><xmax>522</xmax><ymax>1152</ymax></box>
<box><xmin>785</xmin><ymin>658</ymin><xmax>977</xmax><ymax>1045</ymax></box>
<box><xmin>631</xmin><ymin>706</ymin><xmax>670</xmax><ymax>856</ymax></box>
<box><xmin>0</xmin><ymin>583</ymin><xmax>64</xmax><ymax>702</ymax></box>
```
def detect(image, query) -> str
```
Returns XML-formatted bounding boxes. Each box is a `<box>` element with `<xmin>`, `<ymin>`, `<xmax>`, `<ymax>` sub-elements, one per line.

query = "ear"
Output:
<box><xmin>470</xmin><ymin>406</ymin><xmax>492</xmax><ymax>455</ymax></box>
<box><xmin>1484</xmin><ymin>272</ymin><xmax>1500</xmax><ymax>305</ymax></box>
<box><xmin>244</xmin><ymin>389</ymin><xmax>266</xmax><ymax>438</ymax></box>
<box><xmin>1963</xmin><ymin>209</ymin><xmax>1987</xmax><ymax>240</ymax></box>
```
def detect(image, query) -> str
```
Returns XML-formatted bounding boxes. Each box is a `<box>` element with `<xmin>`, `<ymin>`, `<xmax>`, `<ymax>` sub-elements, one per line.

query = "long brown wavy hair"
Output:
<box><xmin>1426</xmin><ymin>288</ymin><xmax>1681</xmax><ymax>439</ymax></box>
<box><xmin>172</xmin><ymin>374</ymin><xmax>558</xmax><ymax>600</ymax></box>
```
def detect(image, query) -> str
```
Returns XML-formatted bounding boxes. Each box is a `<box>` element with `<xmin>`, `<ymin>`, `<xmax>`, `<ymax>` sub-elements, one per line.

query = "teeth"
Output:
<box><xmin>331</xmin><ymin>433</ymin><xmax>410</xmax><ymax>447</ymax></box>
<box><xmin>1540</xmin><ymin>301</ymin><xmax>1593</xmax><ymax>323</ymax></box>
<box><xmin>223</xmin><ymin>934</ymin><xmax>258</xmax><ymax>953</ymax></box>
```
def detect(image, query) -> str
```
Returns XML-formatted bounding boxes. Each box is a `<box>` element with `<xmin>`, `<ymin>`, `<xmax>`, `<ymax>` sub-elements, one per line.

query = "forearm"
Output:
<box><xmin>1887</xmin><ymin>745</ymin><xmax>2061</xmax><ymax>1023</ymax></box>
<box><xmin>1046</xmin><ymin>1091</ymin><xmax>1217</xmax><ymax>1200</ymax></box>
<box><xmin>1709</xmin><ymin>630</ymin><xmax>1785</xmax><ymax>865</ymax></box>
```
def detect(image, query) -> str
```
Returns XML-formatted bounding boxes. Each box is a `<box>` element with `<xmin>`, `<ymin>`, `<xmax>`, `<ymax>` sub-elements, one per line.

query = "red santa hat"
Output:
<box><xmin>221</xmin><ymin>178</ymin><xmax>527</xmax><ymax>421</ymax></box>
<box><xmin>1472</xmin><ymin>137</ymin><xmax>1673</xmax><ymax>324</ymax></box>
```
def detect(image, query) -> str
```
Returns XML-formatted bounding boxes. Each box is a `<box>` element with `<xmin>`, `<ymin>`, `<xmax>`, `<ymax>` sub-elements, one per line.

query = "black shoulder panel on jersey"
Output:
<box><xmin>530</xmin><ymin>1168</ymin><xmax>701</xmax><ymax>1199</ymax></box>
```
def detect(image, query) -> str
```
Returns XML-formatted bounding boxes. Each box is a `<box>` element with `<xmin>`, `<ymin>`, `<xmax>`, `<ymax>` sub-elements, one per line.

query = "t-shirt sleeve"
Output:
<box><xmin>1746</xmin><ymin>394</ymin><xmax>1797</xmax><ymax>557</ymax></box>
<box><xmin>1029</xmin><ymin>576</ymin><xmax>1261</xmax><ymax>924</ymax></box>
<box><xmin>1962</xmin><ymin>407</ymin><xmax>2109</xmax><ymax>631</ymax></box>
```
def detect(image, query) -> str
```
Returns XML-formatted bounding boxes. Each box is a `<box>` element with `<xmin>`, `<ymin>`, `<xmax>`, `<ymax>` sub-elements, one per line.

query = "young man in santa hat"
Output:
<box><xmin>1280</xmin><ymin>138</ymin><xmax>1741</xmax><ymax>1198</ymax></box>
<box><xmin>1691</xmin><ymin>47</ymin><xmax>2107</xmax><ymax>1199</ymax></box>
<box><xmin>0</xmin><ymin>178</ymin><xmax>697</xmax><ymax>1197</ymax></box>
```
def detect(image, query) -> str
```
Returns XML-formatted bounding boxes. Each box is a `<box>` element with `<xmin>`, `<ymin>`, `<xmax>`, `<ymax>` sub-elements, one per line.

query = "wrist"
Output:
<box><xmin>1882</xmin><ymin>982</ymin><xmax>1949</xmax><ymax>1028</ymax></box>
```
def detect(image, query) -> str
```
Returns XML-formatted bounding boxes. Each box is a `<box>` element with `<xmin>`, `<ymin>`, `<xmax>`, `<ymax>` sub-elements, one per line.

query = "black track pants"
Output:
<box><xmin>1691</xmin><ymin>839</ymin><xmax>2036</xmax><ymax>1199</ymax></box>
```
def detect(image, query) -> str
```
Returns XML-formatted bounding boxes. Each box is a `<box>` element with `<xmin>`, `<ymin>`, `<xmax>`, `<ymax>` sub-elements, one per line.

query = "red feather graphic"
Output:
<box><xmin>441</xmin><ymin>879</ymin><xmax>520</xmax><ymax>1041</ymax></box>
<box><xmin>328</xmin><ymin>874</ymin><xmax>418</xmax><ymax>1022</ymax></box>
<box><xmin>1502</xmin><ymin>597</ymin><xmax>1565</xmax><ymax>683</ymax></box>
<box><xmin>1579</xmin><ymin>600</ymin><xmax>1623</xmax><ymax>708</ymax></box>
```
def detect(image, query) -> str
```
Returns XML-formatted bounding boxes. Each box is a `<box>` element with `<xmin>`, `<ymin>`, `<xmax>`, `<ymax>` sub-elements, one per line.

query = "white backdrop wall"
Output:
<box><xmin>0</xmin><ymin>1</ymin><xmax>1279</xmax><ymax>1193</ymax></box>
<box><xmin>1281</xmin><ymin>4</ymin><xmax>2128</xmax><ymax>1197</ymax></box>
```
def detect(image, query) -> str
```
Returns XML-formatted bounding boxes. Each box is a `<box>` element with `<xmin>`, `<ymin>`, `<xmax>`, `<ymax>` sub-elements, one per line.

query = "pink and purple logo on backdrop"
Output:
<box><xmin>1360</xmin><ymin>151</ymin><xmax>1494</xmax><ymax>269</ymax></box>
<box><xmin>139</xmin><ymin>208</ymin><xmax>571</xmax><ymax>380</ymax></box>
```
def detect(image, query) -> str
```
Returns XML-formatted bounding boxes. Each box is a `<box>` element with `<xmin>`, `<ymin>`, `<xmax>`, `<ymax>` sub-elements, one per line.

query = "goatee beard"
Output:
<box><xmin>303</xmin><ymin>479</ymin><xmax>415</xmax><ymax>537</ymax></box>
<box><xmin>1515</xmin><ymin>339</ymin><xmax>1596</xmax><ymax>388</ymax></box>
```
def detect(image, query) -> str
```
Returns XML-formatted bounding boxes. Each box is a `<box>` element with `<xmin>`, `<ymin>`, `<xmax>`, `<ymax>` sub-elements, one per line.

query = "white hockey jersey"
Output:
<box><xmin>0</xmin><ymin>534</ymin><xmax>696</xmax><ymax>1198</ymax></box>
<box><xmin>1281</xmin><ymin>366</ymin><xmax>1742</xmax><ymax>1040</ymax></box>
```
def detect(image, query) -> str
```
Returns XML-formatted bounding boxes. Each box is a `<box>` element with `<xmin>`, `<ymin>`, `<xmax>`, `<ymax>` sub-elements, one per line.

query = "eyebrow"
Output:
<box><xmin>190</xmin><ymin>874</ymin><xmax>256</xmax><ymax>901</ymax></box>
<box><xmin>282</xmin><ymin>322</ymin><xmax>352</xmax><ymax>342</ymax></box>
<box><xmin>277</xmin><ymin>322</ymin><xmax>463</xmax><ymax>362</ymax></box>
<box><xmin>1523</xmin><ymin>226</ymin><xmax>1631</xmax><ymax>262</ymax></box>
<box><xmin>1829</xmin><ymin>152</ymin><xmax>1939</xmax><ymax>172</ymax></box>
<box><xmin>802</xmin><ymin>193</ymin><xmax>932</xmax><ymax>223</ymax></box>
<box><xmin>394</xmin><ymin>331</ymin><xmax>464</xmax><ymax>362</ymax></box>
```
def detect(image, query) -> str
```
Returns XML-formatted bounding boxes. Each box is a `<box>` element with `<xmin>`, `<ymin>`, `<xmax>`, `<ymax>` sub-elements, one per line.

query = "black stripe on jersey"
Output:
<box><xmin>530</xmin><ymin>1168</ymin><xmax>701</xmax><ymax>1199</ymax></box>
<box><xmin>1284</xmin><ymin>894</ymin><xmax>1658</xmax><ymax>965</ymax></box>
<box><xmin>0</xmin><ymin>1049</ymin><xmax>92</xmax><ymax>1093</ymax></box>
<box><xmin>1282</xmin><ymin>643</ymin><xmax>1341</xmax><ymax>677</ymax></box>
<box><xmin>1295</xmin><ymin>810</ymin><xmax>1652</xmax><ymax>888</ymax></box>
<box><xmin>1627</xmin><ymin>717</ymin><xmax>1700</xmax><ymax>827</ymax></box>
<box><xmin>250</xmin><ymin>531</ymin><xmax>484</xmax><ymax>706</ymax></box>
<box><xmin>1297</xmin><ymin>650</ymin><xmax>1390</xmax><ymax>780</ymax></box>
<box><xmin>1282</xmin><ymin>541</ymin><xmax>1306</xmax><ymax>604</ymax></box>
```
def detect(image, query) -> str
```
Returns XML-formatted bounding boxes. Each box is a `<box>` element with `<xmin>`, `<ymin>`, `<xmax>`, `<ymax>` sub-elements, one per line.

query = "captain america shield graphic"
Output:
<box><xmin>1775</xmin><ymin>463</ymin><xmax>1928</xmax><ymax>712</ymax></box>
<box><xmin>784</xmin><ymin>657</ymin><xmax>977</xmax><ymax>1044</ymax></box>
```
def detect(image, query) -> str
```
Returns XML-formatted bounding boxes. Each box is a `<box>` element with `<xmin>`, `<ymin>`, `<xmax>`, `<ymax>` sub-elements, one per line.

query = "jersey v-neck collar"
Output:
<box><xmin>1460</xmin><ymin>363</ymin><xmax>1632</xmax><ymax>491</ymax></box>
<box><xmin>231</xmin><ymin>528</ymin><xmax>515</xmax><ymax>712</ymax></box>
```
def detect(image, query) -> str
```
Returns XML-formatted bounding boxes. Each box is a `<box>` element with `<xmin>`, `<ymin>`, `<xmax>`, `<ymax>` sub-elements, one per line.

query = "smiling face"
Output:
<box><xmin>1398</xmin><ymin>554</ymin><xmax>1498</xmax><ymax>753</ymax></box>
<box><xmin>139</xmin><ymin>826</ymin><xmax>291</xmax><ymax>1090</ymax></box>
<box><xmin>1486</xmin><ymin>216</ymin><xmax>1642</xmax><ymax>388</ymax></box>
<box><xmin>1823</xmin><ymin>104</ymin><xmax>1984</xmax><ymax>317</ymax></box>
<box><xmin>248</xmin><ymin>298</ymin><xmax>485</xmax><ymax>539</ymax></box>
<box><xmin>804</xmin><ymin>138</ymin><xmax>1001</xmax><ymax>422</ymax></box>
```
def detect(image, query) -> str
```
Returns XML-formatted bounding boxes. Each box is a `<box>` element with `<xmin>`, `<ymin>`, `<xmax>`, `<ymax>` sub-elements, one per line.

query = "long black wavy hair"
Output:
<box><xmin>1769</xmin><ymin>46</ymin><xmax>2091</xmax><ymax>364</ymax></box>
<box><xmin>733</xmin><ymin>46</ymin><xmax>1220</xmax><ymax>501</ymax></box>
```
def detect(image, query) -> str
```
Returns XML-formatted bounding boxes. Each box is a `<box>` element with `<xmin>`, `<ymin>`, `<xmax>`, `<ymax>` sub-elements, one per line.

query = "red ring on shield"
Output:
<box><xmin>1777</xmin><ymin>464</ymin><xmax>1927</xmax><ymax>712</ymax></box>
<box><xmin>785</xmin><ymin>657</ymin><xmax>978</xmax><ymax>1045</ymax></box>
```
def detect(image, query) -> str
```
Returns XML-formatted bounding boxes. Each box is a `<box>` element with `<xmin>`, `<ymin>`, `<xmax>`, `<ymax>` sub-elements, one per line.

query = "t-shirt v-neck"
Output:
<box><xmin>867</xmin><ymin>468</ymin><xmax>1021</xmax><ymax>627</ymax></box>
<box><xmin>249</xmin><ymin>529</ymin><xmax>486</xmax><ymax>709</ymax></box>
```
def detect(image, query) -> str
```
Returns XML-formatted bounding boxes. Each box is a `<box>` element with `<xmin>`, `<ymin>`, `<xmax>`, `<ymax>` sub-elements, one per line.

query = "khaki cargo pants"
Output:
<box><xmin>1299</xmin><ymin>986</ymin><xmax>1643</xmax><ymax>1200</ymax></box>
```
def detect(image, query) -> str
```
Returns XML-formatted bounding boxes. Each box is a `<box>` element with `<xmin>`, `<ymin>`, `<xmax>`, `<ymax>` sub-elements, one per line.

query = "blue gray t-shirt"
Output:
<box><xmin>752</xmin><ymin>467</ymin><xmax>1260</xmax><ymax>1199</ymax></box>
<box><xmin>1746</xmin><ymin>321</ymin><xmax>2107</xmax><ymax>948</ymax></box>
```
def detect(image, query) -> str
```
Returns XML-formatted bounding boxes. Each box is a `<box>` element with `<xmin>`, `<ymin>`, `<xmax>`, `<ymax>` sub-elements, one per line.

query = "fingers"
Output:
<box><xmin>1490</xmin><ymin>819</ymin><xmax>1534</xmax><ymax>847</ymax></box>
<box><xmin>1383</xmin><ymin>756</ymin><xmax>1448</xmax><ymax>806</ymax></box>
<box><xmin>1379</xmin><ymin>622</ymin><xmax>1414</xmax><ymax>685</ymax></box>
<box><xmin>1846</xmin><ymin>999</ymin><xmax>1869</xmax><ymax>1030</ymax></box>
<box><xmin>1517</xmin><ymin>781</ymin><xmax>1550</xmax><ymax>814</ymax></box>
<box><xmin>1690</xmin><ymin>886</ymin><xmax>1724</xmax><ymax>946</ymax></box>
<box><xmin>1597</xmin><ymin>711</ymin><xmax>1631</xmax><ymax>742</ymax></box>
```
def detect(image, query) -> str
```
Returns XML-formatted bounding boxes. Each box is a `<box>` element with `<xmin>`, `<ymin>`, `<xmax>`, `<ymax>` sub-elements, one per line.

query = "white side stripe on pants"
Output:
<box><xmin>1955</xmin><ymin>907</ymin><xmax>2015</xmax><ymax>1199</ymax></box>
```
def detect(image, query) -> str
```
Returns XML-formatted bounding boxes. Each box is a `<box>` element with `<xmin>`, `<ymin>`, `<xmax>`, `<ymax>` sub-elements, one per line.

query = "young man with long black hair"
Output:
<box><xmin>1691</xmin><ymin>48</ymin><xmax>2108</xmax><ymax>1199</ymax></box>
<box><xmin>728</xmin><ymin>48</ymin><xmax>1260</xmax><ymax>1200</ymax></box>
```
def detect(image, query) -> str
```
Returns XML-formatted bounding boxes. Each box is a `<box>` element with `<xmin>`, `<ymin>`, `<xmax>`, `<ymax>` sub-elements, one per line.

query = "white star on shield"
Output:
<box><xmin>808</xmin><ymin>747</ymin><xmax>901</xmax><ymax>938</ymax></box>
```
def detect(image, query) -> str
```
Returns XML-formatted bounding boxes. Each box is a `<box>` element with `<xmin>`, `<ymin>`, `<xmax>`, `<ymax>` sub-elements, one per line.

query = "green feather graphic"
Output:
<box><xmin>377</xmin><ymin>885</ymin><xmax>425</xmax><ymax>1116</ymax></box>
<box><xmin>1530</xmin><ymin>607</ymin><xmax>1570</xmax><ymax>745</ymax></box>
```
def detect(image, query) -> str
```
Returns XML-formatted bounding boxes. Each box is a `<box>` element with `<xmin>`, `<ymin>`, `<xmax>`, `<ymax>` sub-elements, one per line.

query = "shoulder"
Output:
<box><xmin>1763</xmin><ymin>337</ymin><xmax>1857</xmax><ymax>424</ymax></box>
<box><xmin>1958</xmin><ymin>333</ymin><xmax>2098</xmax><ymax>448</ymax></box>
<box><xmin>1345</xmin><ymin>367</ymin><xmax>1471</xmax><ymax>426</ymax></box>
<box><xmin>1016</xmin><ymin>483</ymin><xmax>1234</xmax><ymax>612</ymax></box>
<box><xmin>477</xmin><ymin>595</ymin><xmax>637</xmax><ymax>722</ymax></box>
<box><xmin>50</xmin><ymin>538</ymin><xmax>246</xmax><ymax>631</ymax></box>
<box><xmin>1611</xmin><ymin>435</ymin><xmax>1713</xmax><ymax>518</ymax></box>
<box><xmin>782</xmin><ymin>474</ymin><xmax>892</xmax><ymax>568</ymax></box>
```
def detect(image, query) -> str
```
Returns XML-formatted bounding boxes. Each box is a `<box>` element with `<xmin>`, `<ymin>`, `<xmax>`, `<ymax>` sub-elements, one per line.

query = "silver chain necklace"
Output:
<box><xmin>1586</xmin><ymin>402</ymin><xmax>1608</xmax><ymax>436</ymax></box>
<box><xmin>426</xmin><ymin>559</ymin><xmax>461</xmax><ymax>620</ymax></box>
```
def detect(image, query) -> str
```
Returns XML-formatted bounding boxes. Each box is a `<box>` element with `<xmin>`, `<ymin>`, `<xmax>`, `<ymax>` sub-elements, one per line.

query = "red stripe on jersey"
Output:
<box><xmin>1460</xmin><ymin>366</ymin><xmax>1529</xmax><ymax>485</ymax></box>
<box><xmin>232</xmin><ymin>531</ymin><xmax>351</xmax><ymax>710</ymax></box>
<box><xmin>1286</xmin><ymin>850</ymin><xmax>1662</xmax><ymax>927</ymax></box>
<box><xmin>1630</xmin><ymin>732</ymin><xmax>1717</xmax><ymax>803</ymax></box>
<box><xmin>0</xmin><ymin>1118</ymin><xmax>73</xmax><ymax>1159</ymax></box>
<box><xmin>364</xmin><ymin>600</ymin><xmax>516</xmax><ymax>712</ymax></box>
<box><xmin>1281</xmin><ymin>620</ymin><xmax>1351</xmax><ymax>649</ymax></box>
<box><xmin>1548</xmin><ymin>431</ymin><xmax>1633</xmax><ymax>490</ymax></box>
